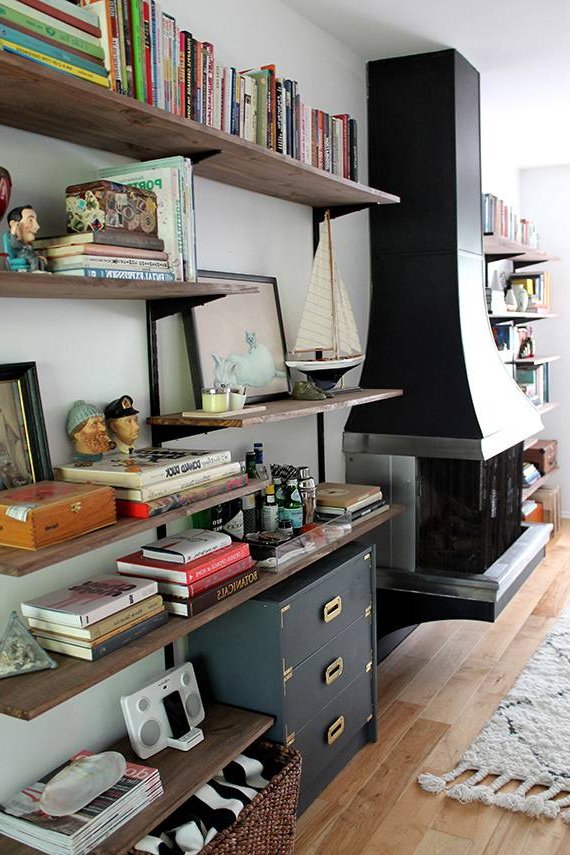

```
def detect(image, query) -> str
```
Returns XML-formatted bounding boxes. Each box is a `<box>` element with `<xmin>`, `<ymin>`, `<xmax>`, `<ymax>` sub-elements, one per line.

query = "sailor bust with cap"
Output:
<box><xmin>66</xmin><ymin>400</ymin><xmax>113</xmax><ymax>461</ymax></box>
<box><xmin>104</xmin><ymin>395</ymin><xmax>140</xmax><ymax>454</ymax></box>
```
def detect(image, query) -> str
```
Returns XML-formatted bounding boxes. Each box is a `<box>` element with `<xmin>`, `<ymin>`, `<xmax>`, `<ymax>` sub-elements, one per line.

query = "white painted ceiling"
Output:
<box><xmin>281</xmin><ymin>0</ymin><xmax>570</xmax><ymax>170</ymax></box>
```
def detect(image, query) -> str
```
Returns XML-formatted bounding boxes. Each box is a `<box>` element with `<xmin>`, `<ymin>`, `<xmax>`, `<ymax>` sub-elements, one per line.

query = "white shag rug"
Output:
<box><xmin>418</xmin><ymin>608</ymin><xmax>570</xmax><ymax>821</ymax></box>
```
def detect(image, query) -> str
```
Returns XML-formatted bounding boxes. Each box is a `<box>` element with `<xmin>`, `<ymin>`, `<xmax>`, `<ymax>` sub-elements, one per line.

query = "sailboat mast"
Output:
<box><xmin>325</xmin><ymin>210</ymin><xmax>339</xmax><ymax>359</ymax></box>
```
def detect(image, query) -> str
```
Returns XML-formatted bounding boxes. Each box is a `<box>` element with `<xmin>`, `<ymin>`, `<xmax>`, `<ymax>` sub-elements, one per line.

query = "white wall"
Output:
<box><xmin>519</xmin><ymin>165</ymin><xmax>570</xmax><ymax>515</ymax></box>
<box><xmin>0</xmin><ymin>0</ymin><xmax>370</xmax><ymax>800</ymax></box>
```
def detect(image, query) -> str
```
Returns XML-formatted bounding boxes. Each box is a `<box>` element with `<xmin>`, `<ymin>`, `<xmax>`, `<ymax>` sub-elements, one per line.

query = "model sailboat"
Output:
<box><xmin>286</xmin><ymin>210</ymin><xmax>364</xmax><ymax>390</ymax></box>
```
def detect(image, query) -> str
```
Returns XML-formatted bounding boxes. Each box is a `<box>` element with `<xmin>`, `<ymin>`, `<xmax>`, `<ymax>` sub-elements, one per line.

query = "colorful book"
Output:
<box><xmin>0</xmin><ymin>23</ymin><xmax>107</xmax><ymax>75</ymax></box>
<box><xmin>33</xmin><ymin>608</ymin><xmax>168</xmax><ymax>659</ymax></box>
<box><xmin>0</xmin><ymin>39</ymin><xmax>110</xmax><ymax>86</ymax></box>
<box><xmin>114</xmin><ymin>461</ymin><xmax>243</xmax><ymax>502</ymax></box>
<box><xmin>115</xmin><ymin>471</ymin><xmax>248</xmax><ymax>518</ymax></box>
<box><xmin>117</xmin><ymin>541</ymin><xmax>251</xmax><ymax>582</ymax></box>
<box><xmin>35</xmin><ymin>231</ymin><xmax>164</xmax><ymax>250</ymax></box>
<box><xmin>140</xmin><ymin>529</ymin><xmax>232</xmax><ymax>564</ymax></box>
<box><xmin>3</xmin><ymin>17</ymin><xmax>106</xmax><ymax>65</ymax></box>
<box><xmin>0</xmin><ymin>0</ymin><xmax>105</xmax><ymax>57</ymax></box>
<box><xmin>50</xmin><ymin>256</ymin><xmax>171</xmax><ymax>272</ymax></box>
<box><xmin>163</xmin><ymin>565</ymin><xmax>259</xmax><ymax>617</ymax></box>
<box><xmin>21</xmin><ymin>0</ymin><xmax>101</xmax><ymax>36</ymax></box>
<box><xmin>57</xmin><ymin>268</ymin><xmax>175</xmax><ymax>279</ymax></box>
<box><xmin>152</xmin><ymin>555</ymin><xmax>255</xmax><ymax>599</ymax></box>
<box><xmin>26</xmin><ymin>593</ymin><xmax>164</xmax><ymax>640</ymax></box>
<box><xmin>80</xmin><ymin>0</ymin><xmax>119</xmax><ymax>91</ymax></box>
<box><xmin>21</xmin><ymin>574</ymin><xmax>158</xmax><ymax>627</ymax></box>
<box><xmin>44</xmin><ymin>244</ymin><xmax>168</xmax><ymax>259</ymax></box>
<box><xmin>55</xmin><ymin>447</ymin><xmax>233</xmax><ymax>488</ymax></box>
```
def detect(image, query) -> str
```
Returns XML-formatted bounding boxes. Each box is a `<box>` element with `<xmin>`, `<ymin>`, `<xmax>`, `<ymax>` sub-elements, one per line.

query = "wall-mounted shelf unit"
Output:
<box><xmin>484</xmin><ymin>234</ymin><xmax>559</xmax><ymax>268</ymax></box>
<box><xmin>523</xmin><ymin>467</ymin><xmax>560</xmax><ymax>502</ymax></box>
<box><xmin>488</xmin><ymin>311</ymin><xmax>556</xmax><ymax>325</ymax></box>
<box><xmin>0</xmin><ymin>504</ymin><xmax>403</xmax><ymax>721</ymax></box>
<box><xmin>4</xmin><ymin>703</ymin><xmax>274</xmax><ymax>855</ymax></box>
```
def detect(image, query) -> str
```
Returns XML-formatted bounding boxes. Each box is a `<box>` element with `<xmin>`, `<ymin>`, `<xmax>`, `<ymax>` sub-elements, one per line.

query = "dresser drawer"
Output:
<box><xmin>292</xmin><ymin>670</ymin><xmax>374</xmax><ymax>780</ymax></box>
<box><xmin>276</xmin><ymin>543</ymin><xmax>373</xmax><ymax>668</ymax></box>
<box><xmin>283</xmin><ymin>614</ymin><xmax>372</xmax><ymax>741</ymax></box>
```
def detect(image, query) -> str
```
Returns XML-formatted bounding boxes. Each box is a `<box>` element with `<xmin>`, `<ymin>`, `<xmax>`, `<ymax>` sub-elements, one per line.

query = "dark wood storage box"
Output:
<box><xmin>0</xmin><ymin>481</ymin><xmax>116</xmax><ymax>549</ymax></box>
<box><xmin>524</xmin><ymin>439</ymin><xmax>558</xmax><ymax>474</ymax></box>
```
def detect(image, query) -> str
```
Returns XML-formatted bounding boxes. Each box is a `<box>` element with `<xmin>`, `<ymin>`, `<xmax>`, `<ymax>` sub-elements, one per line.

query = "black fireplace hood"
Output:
<box><xmin>344</xmin><ymin>49</ymin><xmax>542</xmax><ymax>461</ymax></box>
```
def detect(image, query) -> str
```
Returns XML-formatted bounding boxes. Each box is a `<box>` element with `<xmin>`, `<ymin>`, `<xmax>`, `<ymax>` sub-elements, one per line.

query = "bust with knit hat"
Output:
<box><xmin>66</xmin><ymin>400</ymin><xmax>113</xmax><ymax>460</ymax></box>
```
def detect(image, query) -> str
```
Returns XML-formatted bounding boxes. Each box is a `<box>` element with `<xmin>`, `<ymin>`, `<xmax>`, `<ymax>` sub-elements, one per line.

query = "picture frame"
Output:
<box><xmin>0</xmin><ymin>362</ymin><xmax>52</xmax><ymax>490</ymax></box>
<box><xmin>185</xmin><ymin>271</ymin><xmax>290</xmax><ymax>404</ymax></box>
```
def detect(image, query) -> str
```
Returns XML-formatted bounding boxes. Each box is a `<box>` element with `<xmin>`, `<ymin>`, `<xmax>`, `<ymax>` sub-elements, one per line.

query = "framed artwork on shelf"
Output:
<box><xmin>185</xmin><ymin>271</ymin><xmax>290</xmax><ymax>403</ymax></box>
<box><xmin>0</xmin><ymin>362</ymin><xmax>52</xmax><ymax>490</ymax></box>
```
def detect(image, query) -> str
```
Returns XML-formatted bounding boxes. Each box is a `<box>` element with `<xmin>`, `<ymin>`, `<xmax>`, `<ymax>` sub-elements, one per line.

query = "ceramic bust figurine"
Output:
<box><xmin>66</xmin><ymin>400</ymin><xmax>113</xmax><ymax>460</ymax></box>
<box><xmin>104</xmin><ymin>395</ymin><xmax>140</xmax><ymax>454</ymax></box>
<box><xmin>6</xmin><ymin>205</ymin><xmax>48</xmax><ymax>272</ymax></box>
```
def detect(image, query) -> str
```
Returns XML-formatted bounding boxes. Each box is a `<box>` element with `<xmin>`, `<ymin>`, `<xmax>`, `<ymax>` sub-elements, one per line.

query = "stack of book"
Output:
<box><xmin>22</xmin><ymin>575</ymin><xmax>167</xmax><ymax>661</ymax></box>
<box><xmin>34</xmin><ymin>229</ymin><xmax>174</xmax><ymax>282</ymax></box>
<box><xmin>98</xmin><ymin>156</ymin><xmax>197</xmax><ymax>282</ymax></box>
<box><xmin>523</xmin><ymin>461</ymin><xmax>542</xmax><ymax>489</ymax></box>
<box><xmin>509</xmin><ymin>272</ymin><xmax>551</xmax><ymax>311</ymax></box>
<box><xmin>0</xmin><ymin>0</ymin><xmax>109</xmax><ymax>87</ymax></box>
<box><xmin>482</xmin><ymin>193</ymin><xmax>539</xmax><ymax>247</ymax></box>
<box><xmin>54</xmin><ymin>447</ymin><xmax>245</xmax><ymax>518</ymax></box>
<box><xmin>0</xmin><ymin>749</ymin><xmax>162</xmax><ymax>855</ymax></box>
<box><xmin>316</xmin><ymin>482</ymin><xmax>388</xmax><ymax>521</ymax></box>
<box><xmin>117</xmin><ymin>530</ymin><xmax>258</xmax><ymax>617</ymax></box>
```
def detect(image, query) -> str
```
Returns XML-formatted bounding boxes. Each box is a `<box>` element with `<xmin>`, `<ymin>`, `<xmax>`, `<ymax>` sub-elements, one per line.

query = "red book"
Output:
<box><xmin>116</xmin><ymin>473</ymin><xmax>247</xmax><ymax>519</ymax></box>
<box><xmin>163</xmin><ymin>564</ymin><xmax>259</xmax><ymax>617</ymax></box>
<box><xmin>20</xmin><ymin>0</ymin><xmax>102</xmax><ymax>37</ymax></box>
<box><xmin>116</xmin><ymin>541</ymin><xmax>251</xmax><ymax>584</ymax></box>
<box><xmin>153</xmin><ymin>555</ymin><xmax>255</xmax><ymax>599</ymax></box>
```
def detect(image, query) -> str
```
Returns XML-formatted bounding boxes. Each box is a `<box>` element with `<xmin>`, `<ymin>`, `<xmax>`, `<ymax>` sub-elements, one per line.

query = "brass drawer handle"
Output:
<box><xmin>323</xmin><ymin>595</ymin><xmax>342</xmax><ymax>623</ymax></box>
<box><xmin>327</xmin><ymin>715</ymin><xmax>345</xmax><ymax>745</ymax></box>
<box><xmin>325</xmin><ymin>656</ymin><xmax>344</xmax><ymax>685</ymax></box>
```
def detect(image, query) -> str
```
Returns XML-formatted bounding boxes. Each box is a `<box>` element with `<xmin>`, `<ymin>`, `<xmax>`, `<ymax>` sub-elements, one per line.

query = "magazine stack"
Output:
<box><xmin>54</xmin><ymin>447</ymin><xmax>246</xmax><ymax>519</ymax></box>
<box><xmin>0</xmin><ymin>750</ymin><xmax>162</xmax><ymax>855</ymax></box>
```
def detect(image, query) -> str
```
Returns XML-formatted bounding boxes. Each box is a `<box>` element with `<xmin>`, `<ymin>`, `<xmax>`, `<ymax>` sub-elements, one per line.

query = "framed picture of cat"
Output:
<box><xmin>186</xmin><ymin>271</ymin><xmax>290</xmax><ymax>403</ymax></box>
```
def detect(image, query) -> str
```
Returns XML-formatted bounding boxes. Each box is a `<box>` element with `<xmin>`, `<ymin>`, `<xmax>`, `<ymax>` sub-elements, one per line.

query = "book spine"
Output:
<box><xmin>275</xmin><ymin>78</ymin><xmax>283</xmax><ymax>154</ymax></box>
<box><xmin>0</xmin><ymin>3</ymin><xmax>104</xmax><ymax>56</ymax></box>
<box><xmin>113</xmin><ymin>0</ymin><xmax>126</xmax><ymax>93</ymax></box>
<box><xmin>119</xmin><ymin>541</ymin><xmax>251</xmax><ymax>583</ymax></box>
<box><xmin>89</xmin><ymin>609</ymin><xmax>168</xmax><ymax>658</ymax></box>
<box><xmin>108</xmin><ymin>0</ymin><xmax>123</xmax><ymax>92</ymax></box>
<box><xmin>0</xmin><ymin>40</ymin><xmax>109</xmax><ymax>85</ymax></box>
<box><xmin>182</xmin><ymin>29</ymin><xmax>191</xmax><ymax>118</ymax></box>
<box><xmin>231</xmin><ymin>67</ymin><xmax>239</xmax><ymax>135</ymax></box>
<box><xmin>60</xmin><ymin>268</ymin><xmax>174</xmax><ymax>279</ymax></box>
<box><xmin>22</xmin><ymin>0</ymin><xmax>101</xmax><ymax>36</ymax></box>
<box><xmin>51</xmin><ymin>257</ymin><xmax>171</xmax><ymax>271</ymax></box>
<box><xmin>119</xmin><ymin>0</ymin><xmax>133</xmax><ymax>95</ymax></box>
<box><xmin>0</xmin><ymin>23</ymin><xmax>107</xmax><ymax>75</ymax></box>
<box><xmin>116</xmin><ymin>472</ymin><xmax>247</xmax><ymax>518</ymax></box>
<box><xmin>213</xmin><ymin>60</ymin><xmax>223</xmax><ymax>130</ymax></box>
<box><xmin>141</xmin><ymin>0</ymin><xmax>152</xmax><ymax>104</ymax></box>
<box><xmin>348</xmin><ymin>118</ymin><xmax>358</xmax><ymax>182</ymax></box>
<box><xmin>167</xmin><ymin>556</ymin><xmax>255</xmax><ymax>598</ymax></box>
<box><xmin>116</xmin><ymin>461</ymin><xmax>242</xmax><ymax>501</ymax></box>
<box><xmin>128</xmin><ymin>0</ymin><xmax>145</xmax><ymax>100</ymax></box>
<box><xmin>28</xmin><ymin>594</ymin><xmax>164</xmax><ymax>640</ymax></box>
<box><xmin>203</xmin><ymin>41</ymin><xmax>214</xmax><ymax>127</ymax></box>
<box><xmin>164</xmin><ymin>566</ymin><xmax>259</xmax><ymax>617</ymax></box>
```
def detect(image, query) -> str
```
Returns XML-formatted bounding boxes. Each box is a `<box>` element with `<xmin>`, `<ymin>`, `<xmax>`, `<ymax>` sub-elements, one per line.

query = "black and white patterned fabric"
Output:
<box><xmin>135</xmin><ymin>744</ymin><xmax>281</xmax><ymax>855</ymax></box>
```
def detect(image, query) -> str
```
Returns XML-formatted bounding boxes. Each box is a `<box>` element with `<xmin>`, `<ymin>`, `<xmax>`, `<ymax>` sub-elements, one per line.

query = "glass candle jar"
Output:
<box><xmin>201</xmin><ymin>387</ymin><xmax>230</xmax><ymax>412</ymax></box>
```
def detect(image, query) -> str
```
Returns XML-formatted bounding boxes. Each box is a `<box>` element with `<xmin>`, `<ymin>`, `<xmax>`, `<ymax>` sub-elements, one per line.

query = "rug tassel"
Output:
<box><xmin>417</xmin><ymin>764</ymin><xmax>469</xmax><ymax>795</ymax></box>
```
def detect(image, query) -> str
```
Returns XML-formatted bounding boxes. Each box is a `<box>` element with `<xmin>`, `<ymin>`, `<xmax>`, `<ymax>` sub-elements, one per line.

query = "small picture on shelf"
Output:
<box><xmin>0</xmin><ymin>362</ymin><xmax>52</xmax><ymax>490</ymax></box>
<box><xmin>187</xmin><ymin>271</ymin><xmax>290</xmax><ymax>404</ymax></box>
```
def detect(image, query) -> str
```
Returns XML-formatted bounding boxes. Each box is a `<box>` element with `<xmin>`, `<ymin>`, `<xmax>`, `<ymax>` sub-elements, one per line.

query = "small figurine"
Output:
<box><xmin>104</xmin><ymin>395</ymin><xmax>140</xmax><ymax>454</ymax></box>
<box><xmin>4</xmin><ymin>205</ymin><xmax>49</xmax><ymax>273</ymax></box>
<box><xmin>66</xmin><ymin>400</ymin><xmax>113</xmax><ymax>461</ymax></box>
<box><xmin>291</xmin><ymin>379</ymin><xmax>328</xmax><ymax>401</ymax></box>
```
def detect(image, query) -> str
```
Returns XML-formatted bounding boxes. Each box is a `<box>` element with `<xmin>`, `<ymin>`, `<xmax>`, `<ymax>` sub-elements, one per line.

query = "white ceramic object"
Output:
<box><xmin>40</xmin><ymin>752</ymin><xmax>126</xmax><ymax>816</ymax></box>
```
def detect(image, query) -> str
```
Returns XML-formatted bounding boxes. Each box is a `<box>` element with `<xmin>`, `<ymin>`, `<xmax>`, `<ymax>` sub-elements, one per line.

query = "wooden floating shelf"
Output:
<box><xmin>0</xmin><ymin>505</ymin><xmax>403</xmax><ymax>720</ymax></box>
<box><xmin>484</xmin><ymin>234</ymin><xmax>559</xmax><ymax>266</ymax></box>
<box><xmin>489</xmin><ymin>311</ymin><xmax>556</xmax><ymax>324</ymax></box>
<box><xmin>0</xmin><ymin>479</ymin><xmax>270</xmax><ymax>578</ymax></box>
<box><xmin>522</xmin><ymin>468</ymin><xmax>559</xmax><ymax>502</ymax></box>
<box><xmin>0</xmin><ymin>271</ymin><xmax>258</xmax><ymax>301</ymax></box>
<box><xmin>0</xmin><ymin>53</ymin><xmax>399</xmax><ymax>210</ymax></box>
<box><xmin>4</xmin><ymin>703</ymin><xmax>274</xmax><ymax>855</ymax></box>
<box><xmin>149</xmin><ymin>388</ymin><xmax>404</xmax><ymax>430</ymax></box>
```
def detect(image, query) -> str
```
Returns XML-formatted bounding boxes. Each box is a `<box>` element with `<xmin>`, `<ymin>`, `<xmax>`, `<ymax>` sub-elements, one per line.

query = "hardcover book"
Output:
<box><xmin>54</xmin><ymin>447</ymin><xmax>232</xmax><ymax>488</ymax></box>
<box><xmin>21</xmin><ymin>575</ymin><xmax>158</xmax><ymax>627</ymax></box>
<box><xmin>115</xmin><ymin>471</ymin><xmax>247</xmax><ymax>518</ymax></box>
<box><xmin>26</xmin><ymin>593</ymin><xmax>164</xmax><ymax>640</ymax></box>
<box><xmin>140</xmin><ymin>529</ymin><xmax>232</xmax><ymax>564</ymax></box>
<box><xmin>117</xmin><ymin>540</ymin><xmax>251</xmax><ymax>583</ymax></box>
<box><xmin>34</xmin><ymin>231</ymin><xmax>165</xmax><ymax>251</ymax></box>
<box><xmin>113</xmin><ymin>461</ymin><xmax>243</xmax><ymax>502</ymax></box>
<box><xmin>163</xmin><ymin>563</ymin><xmax>259</xmax><ymax>617</ymax></box>
<box><xmin>316</xmin><ymin>482</ymin><xmax>383</xmax><ymax>510</ymax></box>
<box><xmin>33</xmin><ymin>608</ymin><xmax>168</xmax><ymax>660</ymax></box>
<box><xmin>153</xmin><ymin>554</ymin><xmax>256</xmax><ymax>598</ymax></box>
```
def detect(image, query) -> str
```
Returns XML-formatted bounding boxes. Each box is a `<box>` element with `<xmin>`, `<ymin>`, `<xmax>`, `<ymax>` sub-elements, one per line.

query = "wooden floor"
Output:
<box><xmin>295</xmin><ymin>522</ymin><xmax>570</xmax><ymax>854</ymax></box>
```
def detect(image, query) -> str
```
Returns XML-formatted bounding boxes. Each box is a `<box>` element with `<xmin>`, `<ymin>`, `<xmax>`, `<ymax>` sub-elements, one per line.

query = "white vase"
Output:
<box><xmin>512</xmin><ymin>284</ymin><xmax>529</xmax><ymax>312</ymax></box>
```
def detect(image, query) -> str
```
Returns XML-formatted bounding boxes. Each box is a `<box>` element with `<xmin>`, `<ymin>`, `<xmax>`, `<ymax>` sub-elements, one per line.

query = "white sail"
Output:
<box><xmin>293</xmin><ymin>219</ymin><xmax>362</xmax><ymax>358</ymax></box>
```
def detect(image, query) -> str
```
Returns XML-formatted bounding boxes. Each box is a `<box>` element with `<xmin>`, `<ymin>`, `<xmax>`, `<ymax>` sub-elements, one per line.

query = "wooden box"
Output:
<box><xmin>66</xmin><ymin>180</ymin><xmax>158</xmax><ymax>235</ymax></box>
<box><xmin>533</xmin><ymin>485</ymin><xmax>562</xmax><ymax>536</ymax></box>
<box><xmin>0</xmin><ymin>481</ymin><xmax>116</xmax><ymax>550</ymax></box>
<box><xmin>524</xmin><ymin>439</ymin><xmax>558</xmax><ymax>475</ymax></box>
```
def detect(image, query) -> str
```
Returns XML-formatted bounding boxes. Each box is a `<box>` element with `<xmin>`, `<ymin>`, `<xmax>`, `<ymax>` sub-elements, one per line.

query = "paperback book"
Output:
<box><xmin>113</xmin><ymin>461</ymin><xmax>243</xmax><ymax>502</ymax></box>
<box><xmin>54</xmin><ymin>447</ymin><xmax>232</xmax><ymax>488</ymax></box>
<box><xmin>115</xmin><ymin>471</ymin><xmax>247</xmax><ymax>518</ymax></box>
<box><xmin>26</xmin><ymin>594</ymin><xmax>164</xmax><ymax>641</ymax></box>
<box><xmin>117</xmin><ymin>540</ymin><xmax>251</xmax><ymax>583</ymax></box>
<box><xmin>152</xmin><ymin>554</ymin><xmax>256</xmax><ymax>598</ymax></box>
<box><xmin>21</xmin><ymin>575</ymin><xmax>157</xmax><ymax>627</ymax></box>
<box><xmin>140</xmin><ymin>529</ymin><xmax>232</xmax><ymax>564</ymax></box>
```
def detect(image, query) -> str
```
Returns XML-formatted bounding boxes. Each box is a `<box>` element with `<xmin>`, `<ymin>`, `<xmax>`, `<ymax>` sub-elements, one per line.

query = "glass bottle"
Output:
<box><xmin>298</xmin><ymin>465</ymin><xmax>316</xmax><ymax>525</ymax></box>
<box><xmin>274</xmin><ymin>476</ymin><xmax>285</xmax><ymax>521</ymax></box>
<box><xmin>261</xmin><ymin>484</ymin><xmax>279</xmax><ymax>532</ymax></box>
<box><xmin>282</xmin><ymin>478</ymin><xmax>304</xmax><ymax>532</ymax></box>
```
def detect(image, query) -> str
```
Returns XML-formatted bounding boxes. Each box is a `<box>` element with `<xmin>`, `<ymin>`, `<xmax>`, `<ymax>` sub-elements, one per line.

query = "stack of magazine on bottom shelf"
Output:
<box><xmin>0</xmin><ymin>750</ymin><xmax>162</xmax><ymax>855</ymax></box>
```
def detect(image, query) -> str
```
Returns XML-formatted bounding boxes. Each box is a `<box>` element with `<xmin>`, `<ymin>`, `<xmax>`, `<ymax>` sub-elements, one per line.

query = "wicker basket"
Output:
<box><xmin>133</xmin><ymin>741</ymin><xmax>302</xmax><ymax>855</ymax></box>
